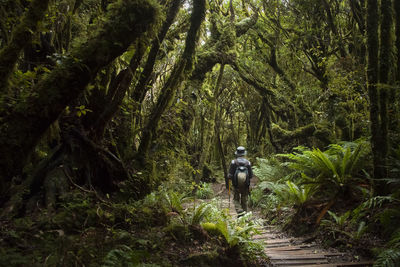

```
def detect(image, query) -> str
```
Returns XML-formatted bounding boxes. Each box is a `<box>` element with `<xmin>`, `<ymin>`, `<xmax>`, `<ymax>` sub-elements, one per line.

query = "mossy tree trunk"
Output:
<box><xmin>377</xmin><ymin>0</ymin><xmax>393</xmax><ymax>193</ymax></box>
<box><xmin>396</xmin><ymin>0</ymin><xmax>400</xmax><ymax>82</ymax></box>
<box><xmin>130</xmin><ymin>0</ymin><xmax>183</xmax><ymax>114</ymax></box>
<box><xmin>215</xmin><ymin>107</ymin><xmax>228</xmax><ymax>188</ymax></box>
<box><xmin>0</xmin><ymin>0</ymin><xmax>160</xmax><ymax>193</ymax></box>
<box><xmin>366</xmin><ymin>0</ymin><xmax>384</xmax><ymax>185</ymax></box>
<box><xmin>196</xmin><ymin>64</ymin><xmax>225</xmax><ymax>181</ymax></box>
<box><xmin>136</xmin><ymin>0</ymin><xmax>206</xmax><ymax>162</ymax></box>
<box><xmin>89</xmin><ymin>41</ymin><xmax>146</xmax><ymax>142</ymax></box>
<box><xmin>393</xmin><ymin>0</ymin><xmax>400</xmax><ymax>135</ymax></box>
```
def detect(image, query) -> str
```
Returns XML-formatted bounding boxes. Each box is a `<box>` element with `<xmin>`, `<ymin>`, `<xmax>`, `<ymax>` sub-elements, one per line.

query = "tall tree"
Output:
<box><xmin>137</xmin><ymin>0</ymin><xmax>206</xmax><ymax>161</ymax></box>
<box><xmin>366</xmin><ymin>0</ymin><xmax>384</xmax><ymax>186</ymax></box>
<box><xmin>377</xmin><ymin>0</ymin><xmax>394</xmax><ymax>191</ymax></box>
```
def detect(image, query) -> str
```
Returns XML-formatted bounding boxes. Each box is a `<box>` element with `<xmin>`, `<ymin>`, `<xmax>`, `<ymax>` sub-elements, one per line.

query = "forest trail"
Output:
<box><xmin>211</xmin><ymin>182</ymin><xmax>374</xmax><ymax>267</ymax></box>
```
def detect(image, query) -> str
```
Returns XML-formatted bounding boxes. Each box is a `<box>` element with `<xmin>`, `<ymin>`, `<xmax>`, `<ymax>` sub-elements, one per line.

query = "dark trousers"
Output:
<box><xmin>233</xmin><ymin>184</ymin><xmax>248</xmax><ymax>212</ymax></box>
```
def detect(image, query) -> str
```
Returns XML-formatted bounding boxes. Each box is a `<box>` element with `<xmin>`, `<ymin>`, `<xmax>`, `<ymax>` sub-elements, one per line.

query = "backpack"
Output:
<box><xmin>233</xmin><ymin>162</ymin><xmax>249</xmax><ymax>188</ymax></box>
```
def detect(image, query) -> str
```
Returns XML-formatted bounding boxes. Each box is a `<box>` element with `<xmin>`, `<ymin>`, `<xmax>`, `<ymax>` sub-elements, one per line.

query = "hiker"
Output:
<box><xmin>228</xmin><ymin>146</ymin><xmax>253</xmax><ymax>213</ymax></box>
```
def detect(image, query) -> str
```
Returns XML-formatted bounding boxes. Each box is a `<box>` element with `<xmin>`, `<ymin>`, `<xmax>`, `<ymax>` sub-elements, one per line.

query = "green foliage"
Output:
<box><xmin>195</xmin><ymin>182</ymin><xmax>214</xmax><ymax>199</ymax></box>
<box><xmin>253</xmin><ymin>157</ymin><xmax>287</xmax><ymax>182</ymax></box>
<box><xmin>162</xmin><ymin>190</ymin><xmax>191</xmax><ymax>215</ymax></box>
<box><xmin>325</xmin><ymin>210</ymin><xmax>351</xmax><ymax>229</ymax></box>
<box><xmin>320</xmin><ymin>210</ymin><xmax>351</xmax><ymax>238</ymax></box>
<box><xmin>321</xmin><ymin>210</ymin><xmax>367</xmax><ymax>242</ymax></box>
<box><xmin>284</xmin><ymin>180</ymin><xmax>315</xmax><ymax>206</ymax></box>
<box><xmin>201</xmin><ymin>208</ymin><xmax>262</xmax><ymax>248</ymax></box>
<box><xmin>373</xmin><ymin>229</ymin><xmax>400</xmax><ymax>267</ymax></box>
<box><xmin>279</xmin><ymin>141</ymin><xmax>369</xmax><ymax>197</ymax></box>
<box><xmin>351</xmin><ymin>196</ymin><xmax>397</xmax><ymax>224</ymax></box>
<box><xmin>255</xmin><ymin>179</ymin><xmax>314</xmax><ymax>208</ymax></box>
<box><xmin>374</xmin><ymin>249</ymin><xmax>400</xmax><ymax>267</ymax></box>
<box><xmin>189</xmin><ymin>202</ymin><xmax>212</xmax><ymax>225</ymax></box>
<box><xmin>250</xmin><ymin>157</ymin><xmax>287</xmax><ymax>210</ymax></box>
<box><xmin>102</xmin><ymin>245</ymin><xmax>152</xmax><ymax>267</ymax></box>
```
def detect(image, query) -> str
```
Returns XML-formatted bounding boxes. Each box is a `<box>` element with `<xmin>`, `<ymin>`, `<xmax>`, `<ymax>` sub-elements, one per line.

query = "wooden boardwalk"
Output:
<box><xmin>212</xmin><ymin>183</ymin><xmax>374</xmax><ymax>267</ymax></box>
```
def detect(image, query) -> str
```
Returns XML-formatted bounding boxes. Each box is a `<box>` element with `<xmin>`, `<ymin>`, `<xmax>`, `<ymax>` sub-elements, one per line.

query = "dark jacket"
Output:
<box><xmin>228</xmin><ymin>157</ymin><xmax>253</xmax><ymax>186</ymax></box>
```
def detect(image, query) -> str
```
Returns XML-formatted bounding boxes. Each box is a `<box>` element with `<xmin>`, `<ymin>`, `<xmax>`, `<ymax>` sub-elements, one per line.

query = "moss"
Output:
<box><xmin>0</xmin><ymin>0</ymin><xmax>161</xmax><ymax>182</ymax></box>
<box><xmin>272</xmin><ymin>123</ymin><xmax>333</xmax><ymax>145</ymax></box>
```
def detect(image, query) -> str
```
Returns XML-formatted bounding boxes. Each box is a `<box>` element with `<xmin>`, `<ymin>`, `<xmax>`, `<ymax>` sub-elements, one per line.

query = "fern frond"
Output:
<box><xmin>388</xmin><ymin>229</ymin><xmax>400</xmax><ymax>248</ymax></box>
<box><xmin>190</xmin><ymin>202</ymin><xmax>212</xmax><ymax>225</ymax></box>
<box><xmin>374</xmin><ymin>249</ymin><xmax>400</xmax><ymax>267</ymax></box>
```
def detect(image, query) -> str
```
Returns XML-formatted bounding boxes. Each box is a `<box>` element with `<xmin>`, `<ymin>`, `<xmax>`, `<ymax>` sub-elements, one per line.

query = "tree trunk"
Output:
<box><xmin>137</xmin><ymin>0</ymin><xmax>206</xmax><ymax>161</ymax></box>
<box><xmin>323</xmin><ymin>0</ymin><xmax>346</xmax><ymax>57</ymax></box>
<box><xmin>377</xmin><ymin>0</ymin><xmax>393</xmax><ymax>193</ymax></box>
<box><xmin>215</xmin><ymin>109</ymin><xmax>228</xmax><ymax>188</ymax></box>
<box><xmin>90</xmin><ymin>41</ymin><xmax>146</xmax><ymax>142</ymax></box>
<box><xmin>0</xmin><ymin>0</ymin><xmax>160</xmax><ymax>190</ymax></box>
<box><xmin>197</xmin><ymin>64</ymin><xmax>225</xmax><ymax>181</ymax></box>
<box><xmin>366</xmin><ymin>0</ymin><xmax>383</xmax><ymax>183</ymax></box>
<box><xmin>395</xmin><ymin>0</ymin><xmax>400</xmax><ymax>82</ymax></box>
<box><xmin>131</xmin><ymin>0</ymin><xmax>183</xmax><ymax>107</ymax></box>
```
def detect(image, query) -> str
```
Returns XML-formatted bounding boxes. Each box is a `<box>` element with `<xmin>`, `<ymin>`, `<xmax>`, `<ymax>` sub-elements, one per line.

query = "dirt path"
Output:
<box><xmin>212</xmin><ymin>183</ymin><xmax>374</xmax><ymax>267</ymax></box>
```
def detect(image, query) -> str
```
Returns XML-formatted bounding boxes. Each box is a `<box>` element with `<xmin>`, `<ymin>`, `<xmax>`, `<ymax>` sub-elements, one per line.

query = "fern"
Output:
<box><xmin>162</xmin><ymin>190</ymin><xmax>191</xmax><ymax>214</ymax></box>
<box><xmin>189</xmin><ymin>202</ymin><xmax>212</xmax><ymax>225</ymax></box>
<box><xmin>285</xmin><ymin>181</ymin><xmax>315</xmax><ymax>205</ymax></box>
<box><xmin>253</xmin><ymin>157</ymin><xmax>287</xmax><ymax>182</ymax></box>
<box><xmin>388</xmin><ymin>230</ymin><xmax>400</xmax><ymax>248</ymax></box>
<box><xmin>102</xmin><ymin>245</ymin><xmax>150</xmax><ymax>267</ymax></box>
<box><xmin>195</xmin><ymin>182</ymin><xmax>214</xmax><ymax>199</ymax></box>
<box><xmin>279</xmin><ymin>142</ymin><xmax>368</xmax><ymax>198</ymax></box>
<box><xmin>374</xmin><ymin>249</ymin><xmax>400</xmax><ymax>267</ymax></box>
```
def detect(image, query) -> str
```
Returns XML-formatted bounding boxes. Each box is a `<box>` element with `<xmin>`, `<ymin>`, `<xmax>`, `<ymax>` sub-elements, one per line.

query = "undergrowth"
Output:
<box><xmin>0</xmin><ymin>178</ymin><xmax>266</xmax><ymax>266</ymax></box>
<box><xmin>251</xmin><ymin>141</ymin><xmax>400</xmax><ymax>264</ymax></box>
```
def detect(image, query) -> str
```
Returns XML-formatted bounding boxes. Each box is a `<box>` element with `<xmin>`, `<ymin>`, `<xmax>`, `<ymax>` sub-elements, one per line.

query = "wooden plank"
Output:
<box><xmin>266</xmin><ymin>238</ymin><xmax>295</xmax><ymax>243</ymax></box>
<box><xmin>266</xmin><ymin>246</ymin><xmax>303</xmax><ymax>251</ymax></box>
<box><xmin>270</xmin><ymin>261</ymin><xmax>374</xmax><ymax>267</ymax></box>
<box><xmin>335</xmin><ymin>262</ymin><xmax>374</xmax><ymax>266</ymax></box>
<box><xmin>265</xmin><ymin>243</ymin><xmax>292</xmax><ymax>248</ymax></box>
<box><xmin>268</xmin><ymin>254</ymin><xmax>327</xmax><ymax>260</ymax></box>
<box><xmin>265</xmin><ymin>244</ymin><xmax>319</xmax><ymax>251</ymax></box>
<box><xmin>291</xmin><ymin>265</ymin><xmax>337</xmax><ymax>267</ymax></box>
<box><xmin>271</xmin><ymin>259</ymin><xmax>329</xmax><ymax>265</ymax></box>
<box><xmin>266</xmin><ymin>250</ymin><xmax>344</xmax><ymax>257</ymax></box>
<box><xmin>253</xmin><ymin>233</ymin><xmax>276</xmax><ymax>239</ymax></box>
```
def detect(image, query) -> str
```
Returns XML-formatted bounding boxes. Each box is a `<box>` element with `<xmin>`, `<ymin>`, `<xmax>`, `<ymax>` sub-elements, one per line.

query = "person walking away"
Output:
<box><xmin>228</xmin><ymin>146</ymin><xmax>253</xmax><ymax>213</ymax></box>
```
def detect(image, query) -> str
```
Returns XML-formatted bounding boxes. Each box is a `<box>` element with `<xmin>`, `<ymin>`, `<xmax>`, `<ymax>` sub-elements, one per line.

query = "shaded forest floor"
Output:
<box><xmin>0</xmin><ymin>178</ymin><xmax>377</xmax><ymax>266</ymax></box>
<box><xmin>0</xmin><ymin>181</ymin><xmax>265</xmax><ymax>266</ymax></box>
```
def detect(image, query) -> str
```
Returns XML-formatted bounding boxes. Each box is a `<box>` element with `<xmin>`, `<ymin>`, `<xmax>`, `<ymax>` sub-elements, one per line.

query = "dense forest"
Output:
<box><xmin>0</xmin><ymin>0</ymin><xmax>400</xmax><ymax>266</ymax></box>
